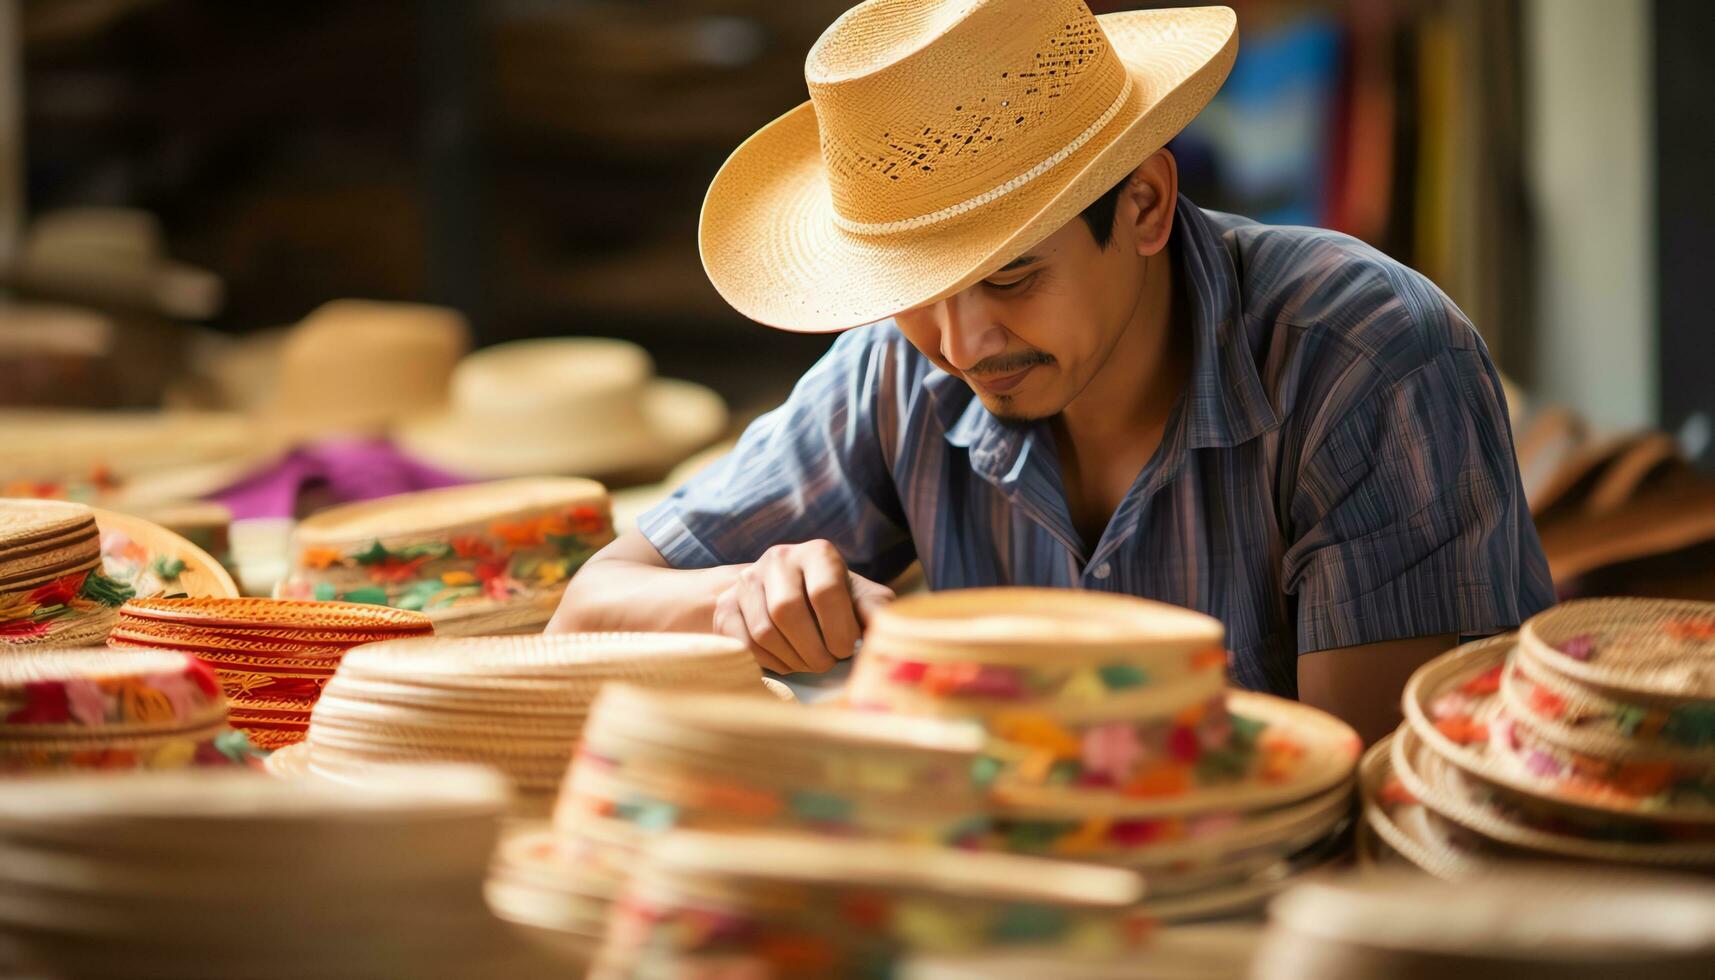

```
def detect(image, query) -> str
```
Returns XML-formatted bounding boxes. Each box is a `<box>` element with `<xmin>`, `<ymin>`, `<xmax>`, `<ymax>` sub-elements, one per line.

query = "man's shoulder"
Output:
<box><xmin>1205</xmin><ymin>208</ymin><xmax>1481</xmax><ymax>389</ymax></box>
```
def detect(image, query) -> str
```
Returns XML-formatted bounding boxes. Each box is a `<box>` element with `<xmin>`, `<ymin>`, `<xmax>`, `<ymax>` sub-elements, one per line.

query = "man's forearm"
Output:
<box><xmin>549</xmin><ymin>556</ymin><xmax>740</xmax><ymax>634</ymax></box>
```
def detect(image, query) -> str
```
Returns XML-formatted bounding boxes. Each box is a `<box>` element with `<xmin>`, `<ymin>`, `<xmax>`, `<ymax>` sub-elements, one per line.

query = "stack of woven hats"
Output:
<box><xmin>1361</xmin><ymin>598</ymin><xmax>1715</xmax><ymax>876</ymax></box>
<box><xmin>0</xmin><ymin>499</ymin><xmax>133</xmax><ymax>648</ymax></box>
<box><xmin>489</xmin><ymin>682</ymin><xmax>991</xmax><ymax>963</ymax></box>
<box><xmin>849</xmin><ymin>589</ymin><xmax>1362</xmax><ymax>920</ymax></box>
<box><xmin>0</xmin><ymin>766</ymin><xmax>549</xmax><ymax>979</ymax></box>
<box><xmin>1253</xmin><ymin>869</ymin><xmax>1715</xmax><ymax>979</ymax></box>
<box><xmin>277</xmin><ymin>478</ymin><xmax>615</xmax><ymax>635</ymax></box>
<box><xmin>1</xmin><ymin>647</ymin><xmax>255</xmax><ymax>774</ymax></box>
<box><xmin>277</xmin><ymin>634</ymin><xmax>774</xmax><ymax>814</ymax></box>
<box><xmin>589</xmin><ymin>830</ymin><xmax>1149</xmax><ymax>979</ymax></box>
<box><xmin>106</xmin><ymin>597</ymin><xmax>434</xmax><ymax>749</ymax></box>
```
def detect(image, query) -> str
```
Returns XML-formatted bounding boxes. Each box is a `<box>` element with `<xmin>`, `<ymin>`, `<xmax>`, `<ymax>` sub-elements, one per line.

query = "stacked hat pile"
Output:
<box><xmin>489</xmin><ymin>683</ymin><xmax>991</xmax><ymax>963</ymax></box>
<box><xmin>1</xmin><ymin>648</ymin><xmax>255</xmax><ymax>774</ymax></box>
<box><xmin>1361</xmin><ymin>598</ymin><xmax>1715</xmax><ymax>875</ymax></box>
<box><xmin>0</xmin><ymin>766</ymin><xmax>550</xmax><ymax>978</ymax></box>
<box><xmin>849</xmin><ymin>589</ymin><xmax>1362</xmax><ymax>921</ymax></box>
<box><xmin>106</xmin><ymin>597</ymin><xmax>434</xmax><ymax>749</ymax></box>
<box><xmin>1253</xmin><ymin>869</ymin><xmax>1715</xmax><ymax>979</ymax></box>
<box><xmin>275</xmin><ymin>634</ymin><xmax>776</xmax><ymax>814</ymax></box>
<box><xmin>590</xmin><ymin>830</ymin><xmax>1150</xmax><ymax>979</ymax></box>
<box><xmin>277</xmin><ymin>478</ymin><xmax>615</xmax><ymax>636</ymax></box>
<box><xmin>0</xmin><ymin>500</ymin><xmax>134</xmax><ymax>648</ymax></box>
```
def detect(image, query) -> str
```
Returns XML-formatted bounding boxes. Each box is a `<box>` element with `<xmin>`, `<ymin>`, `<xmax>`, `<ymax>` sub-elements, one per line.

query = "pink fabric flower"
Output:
<box><xmin>1081</xmin><ymin>722</ymin><xmax>1144</xmax><ymax>784</ymax></box>
<box><xmin>144</xmin><ymin>673</ymin><xmax>198</xmax><ymax>722</ymax></box>
<box><xmin>63</xmin><ymin>678</ymin><xmax>108</xmax><ymax>727</ymax></box>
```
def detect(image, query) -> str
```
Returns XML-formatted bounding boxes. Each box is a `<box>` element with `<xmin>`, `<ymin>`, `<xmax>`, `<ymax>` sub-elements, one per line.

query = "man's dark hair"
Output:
<box><xmin>1077</xmin><ymin>177</ymin><xmax>1128</xmax><ymax>250</ymax></box>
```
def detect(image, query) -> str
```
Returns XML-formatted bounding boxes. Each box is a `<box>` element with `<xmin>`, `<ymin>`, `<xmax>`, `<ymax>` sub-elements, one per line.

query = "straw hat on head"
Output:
<box><xmin>700</xmin><ymin>0</ymin><xmax>1239</xmax><ymax>332</ymax></box>
<box><xmin>395</xmin><ymin>338</ymin><xmax>728</xmax><ymax>482</ymax></box>
<box><xmin>263</xmin><ymin>300</ymin><xmax>470</xmax><ymax>440</ymax></box>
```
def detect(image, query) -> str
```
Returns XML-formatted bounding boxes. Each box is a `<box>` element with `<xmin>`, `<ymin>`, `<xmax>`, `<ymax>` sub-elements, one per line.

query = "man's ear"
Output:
<box><xmin>1120</xmin><ymin>149</ymin><xmax>1178</xmax><ymax>258</ymax></box>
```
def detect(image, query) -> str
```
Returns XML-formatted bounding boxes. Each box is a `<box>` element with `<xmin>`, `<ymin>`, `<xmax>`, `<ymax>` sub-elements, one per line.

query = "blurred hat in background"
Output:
<box><xmin>395</xmin><ymin>337</ymin><xmax>727</xmax><ymax>484</ymax></box>
<box><xmin>262</xmin><ymin>300</ymin><xmax>470</xmax><ymax>441</ymax></box>
<box><xmin>3</xmin><ymin>208</ymin><xmax>223</xmax><ymax>320</ymax></box>
<box><xmin>0</xmin><ymin>409</ymin><xmax>280</xmax><ymax>509</ymax></box>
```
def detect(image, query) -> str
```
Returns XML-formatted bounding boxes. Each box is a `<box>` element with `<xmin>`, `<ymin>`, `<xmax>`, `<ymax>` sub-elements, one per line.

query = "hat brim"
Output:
<box><xmin>699</xmin><ymin>7</ymin><xmax>1239</xmax><ymax>333</ymax></box>
<box><xmin>396</xmin><ymin>378</ymin><xmax>728</xmax><ymax>481</ymax></box>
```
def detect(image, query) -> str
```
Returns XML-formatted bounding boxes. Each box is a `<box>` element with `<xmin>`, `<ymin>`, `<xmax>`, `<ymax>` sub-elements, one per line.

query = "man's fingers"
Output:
<box><xmin>764</xmin><ymin>560</ymin><xmax>837</xmax><ymax>672</ymax></box>
<box><xmin>735</xmin><ymin>575</ymin><xmax>809</xmax><ymax>673</ymax></box>
<box><xmin>802</xmin><ymin>554</ymin><xmax>861</xmax><ymax>660</ymax></box>
<box><xmin>714</xmin><ymin>588</ymin><xmax>792</xmax><ymax>674</ymax></box>
<box><xmin>850</xmin><ymin>575</ymin><xmax>898</xmax><ymax>628</ymax></box>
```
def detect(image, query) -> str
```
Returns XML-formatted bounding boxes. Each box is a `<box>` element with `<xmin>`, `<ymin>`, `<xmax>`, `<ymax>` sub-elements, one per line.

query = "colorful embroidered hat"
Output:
<box><xmin>294</xmin><ymin>633</ymin><xmax>772</xmax><ymax>813</ymax></box>
<box><xmin>851</xmin><ymin>589</ymin><xmax>1359</xmax><ymax>845</ymax></box>
<box><xmin>107</xmin><ymin>596</ymin><xmax>435</xmax><ymax>750</ymax></box>
<box><xmin>901</xmin><ymin>925</ymin><xmax>1264</xmax><ymax>980</ymax></box>
<box><xmin>0</xmin><ymin>647</ymin><xmax>257</xmax><ymax>775</ymax></box>
<box><xmin>394</xmin><ymin>337</ymin><xmax>728</xmax><ymax>482</ymax></box>
<box><xmin>0</xmin><ymin>410</ymin><xmax>279</xmax><ymax>509</ymax></box>
<box><xmin>0</xmin><ymin>765</ymin><xmax>553</xmax><ymax>978</ymax></box>
<box><xmin>277</xmin><ymin>478</ymin><xmax>615</xmax><ymax>635</ymax></box>
<box><xmin>590</xmin><ymin>829</ymin><xmax>1148</xmax><ymax>979</ymax></box>
<box><xmin>1253</xmin><ymin>869</ymin><xmax>1715</xmax><ymax>980</ymax></box>
<box><xmin>498</xmin><ymin>684</ymin><xmax>992</xmax><ymax>962</ymax></box>
<box><xmin>261</xmin><ymin>299</ymin><xmax>471</xmax><ymax>440</ymax></box>
<box><xmin>0</xmin><ymin>499</ymin><xmax>135</xmax><ymax>647</ymax></box>
<box><xmin>93</xmin><ymin>506</ymin><xmax>239</xmax><ymax>600</ymax></box>
<box><xmin>1403</xmin><ymin>633</ymin><xmax>1715</xmax><ymax>827</ymax></box>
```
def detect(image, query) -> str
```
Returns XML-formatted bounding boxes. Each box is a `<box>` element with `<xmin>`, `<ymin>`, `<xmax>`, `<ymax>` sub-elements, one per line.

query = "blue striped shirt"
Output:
<box><xmin>640</xmin><ymin>197</ymin><xmax>1554</xmax><ymax>696</ymax></box>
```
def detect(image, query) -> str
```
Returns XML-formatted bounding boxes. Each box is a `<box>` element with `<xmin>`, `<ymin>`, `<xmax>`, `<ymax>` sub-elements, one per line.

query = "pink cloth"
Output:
<box><xmin>212</xmin><ymin>439</ymin><xmax>469</xmax><ymax>520</ymax></box>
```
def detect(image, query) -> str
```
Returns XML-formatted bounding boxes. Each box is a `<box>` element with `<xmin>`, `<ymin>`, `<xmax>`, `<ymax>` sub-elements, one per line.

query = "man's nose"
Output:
<box><xmin>936</xmin><ymin>293</ymin><xmax>1006</xmax><ymax>372</ymax></box>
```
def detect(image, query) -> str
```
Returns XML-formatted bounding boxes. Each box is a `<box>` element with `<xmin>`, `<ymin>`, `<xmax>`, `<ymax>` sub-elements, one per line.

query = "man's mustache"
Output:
<box><xmin>965</xmin><ymin>349</ymin><xmax>1056</xmax><ymax>377</ymax></box>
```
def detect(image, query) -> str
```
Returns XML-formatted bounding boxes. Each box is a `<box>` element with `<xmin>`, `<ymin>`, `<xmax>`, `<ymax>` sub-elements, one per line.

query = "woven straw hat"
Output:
<box><xmin>1404</xmin><ymin>632</ymin><xmax>1715</xmax><ymax>825</ymax></box>
<box><xmin>296</xmin><ymin>633</ymin><xmax>772</xmax><ymax>813</ymax></box>
<box><xmin>1254</xmin><ymin>869</ymin><xmax>1715</xmax><ymax>980</ymax></box>
<box><xmin>278</xmin><ymin>478</ymin><xmax>614</xmax><ymax>635</ymax></box>
<box><xmin>591</xmin><ymin>829</ymin><xmax>1148</xmax><ymax>978</ymax></box>
<box><xmin>262</xmin><ymin>299</ymin><xmax>471</xmax><ymax>440</ymax></box>
<box><xmin>395</xmin><ymin>338</ymin><xmax>728</xmax><ymax>482</ymax></box>
<box><xmin>108</xmin><ymin>596</ymin><xmax>435</xmax><ymax>750</ymax></box>
<box><xmin>0</xmin><ymin>647</ymin><xmax>247</xmax><ymax>775</ymax></box>
<box><xmin>4</xmin><ymin>207</ymin><xmax>223</xmax><ymax>319</ymax></box>
<box><xmin>854</xmin><ymin>588</ymin><xmax>1358</xmax><ymax>818</ymax></box>
<box><xmin>1393</xmin><ymin>723</ymin><xmax>1715</xmax><ymax>869</ymax></box>
<box><xmin>93</xmin><ymin>506</ymin><xmax>239</xmax><ymax>599</ymax></box>
<box><xmin>699</xmin><ymin>0</ymin><xmax>1238</xmax><ymax>331</ymax></box>
<box><xmin>0</xmin><ymin>499</ymin><xmax>134</xmax><ymax>648</ymax></box>
<box><xmin>0</xmin><ymin>409</ymin><xmax>279</xmax><ymax>508</ymax></box>
<box><xmin>1356</xmin><ymin>731</ymin><xmax>1482</xmax><ymax>880</ymax></box>
<box><xmin>901</xmin><ymin>926</ymin><xmax>1264</xmax><ymax>980</ymax></box>
<box><xmin>0</xmin><ymin>765</ymin><xmax>552</xmax><ymax>978</ymax></box>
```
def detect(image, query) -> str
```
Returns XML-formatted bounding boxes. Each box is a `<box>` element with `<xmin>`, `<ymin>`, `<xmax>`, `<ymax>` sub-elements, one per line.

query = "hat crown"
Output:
<box><xmin>805</xmin><ymin>0</ymin><xmax>1130</xmax><ymax>232</ymax></box>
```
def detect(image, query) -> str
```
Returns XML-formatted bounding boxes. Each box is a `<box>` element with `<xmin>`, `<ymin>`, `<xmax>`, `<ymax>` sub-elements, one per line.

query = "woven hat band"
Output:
<box><xmin>809</xmin><ymin>0</ymin><xmax>1132</xmax><ymax>231</ymax></box>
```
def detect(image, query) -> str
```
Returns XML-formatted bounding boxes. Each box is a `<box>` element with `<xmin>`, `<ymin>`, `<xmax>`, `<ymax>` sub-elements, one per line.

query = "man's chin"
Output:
<box><xmin>979</xmin><ymin>393</ymin><xmax>1055</xmax><ymax>424</ymax></box>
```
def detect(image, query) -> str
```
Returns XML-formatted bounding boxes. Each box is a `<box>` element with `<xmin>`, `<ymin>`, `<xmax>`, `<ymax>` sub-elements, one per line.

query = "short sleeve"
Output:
<box><xmin>637</xmin><ymin>325</ymin><xmax>917</xmax><ymax>582</ymax></box>
<box><xmin>1283</xmin><ymin>324</ymin><xmax>1554</xmax><ymax>654</ymax></box>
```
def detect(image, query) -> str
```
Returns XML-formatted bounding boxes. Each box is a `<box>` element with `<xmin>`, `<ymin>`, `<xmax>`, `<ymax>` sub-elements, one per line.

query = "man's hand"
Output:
<box><xmin>712</xmin><ymin>540</ymin><xmax>895</xmax><ymax>674</ymax></box>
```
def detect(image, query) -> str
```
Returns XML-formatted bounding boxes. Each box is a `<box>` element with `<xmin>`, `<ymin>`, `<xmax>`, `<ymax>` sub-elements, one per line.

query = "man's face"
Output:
<box><xmin>893</xmin><ymin>214</ymin><xmax>1148</xmax><ymax>422</ymax></box>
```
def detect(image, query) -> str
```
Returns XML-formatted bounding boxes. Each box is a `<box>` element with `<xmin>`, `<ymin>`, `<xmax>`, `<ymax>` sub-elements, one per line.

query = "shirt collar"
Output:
<box><xmin>923</xmin><ymin>194</ymin><xmax>1279</xmax><ymax>474</ymax></box>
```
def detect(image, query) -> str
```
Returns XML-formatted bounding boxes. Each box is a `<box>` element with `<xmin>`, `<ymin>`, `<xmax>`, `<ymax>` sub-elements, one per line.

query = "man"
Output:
<box><xmin>551</xmin><ymin>0</ymin><xmax>1553</xmax><ymax>742</ymax></box>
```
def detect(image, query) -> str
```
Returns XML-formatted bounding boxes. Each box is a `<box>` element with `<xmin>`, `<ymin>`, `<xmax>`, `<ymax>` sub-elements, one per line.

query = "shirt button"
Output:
<box><xmin>1092</xmin><ymin>562</ymin><xmax>1112</xmax><ymax>579</ymax></box>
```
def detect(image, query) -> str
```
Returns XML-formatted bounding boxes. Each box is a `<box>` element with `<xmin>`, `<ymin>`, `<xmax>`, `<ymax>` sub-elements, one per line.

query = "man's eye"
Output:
<box><xmin>985</xmin><ymin>274</ymin><xmax>1033</xmax><ymax>292</ymax></box>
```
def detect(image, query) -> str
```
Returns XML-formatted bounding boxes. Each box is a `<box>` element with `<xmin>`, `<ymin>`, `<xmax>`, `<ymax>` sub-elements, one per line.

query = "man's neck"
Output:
<box><xmin>1055</xmin><ymin>245</ymin><xmax>1188</xmax><ymax>456</ymax></box>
